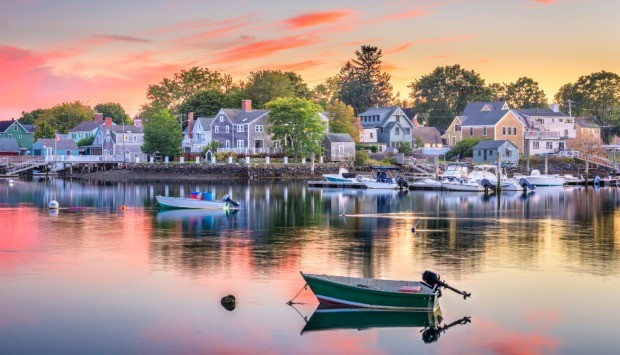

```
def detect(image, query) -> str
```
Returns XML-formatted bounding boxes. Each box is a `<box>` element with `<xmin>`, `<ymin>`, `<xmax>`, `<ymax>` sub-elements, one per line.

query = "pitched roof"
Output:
<box><xmin>0</xmin><ymin>120</ymin><xmax>16</xmax><ymax>132</ymax></box>
<box><xmin>461</xmin><ymin>101</ymin><xmax>508</xmax><ymax>116</ymax></box>
<box><xmin>37</xmin><ymin>138</ymin><xmax>79</xmax><ymax>150</ymax></box>
<box><xmin>325</xmin><ymin>133</ymin><xmax>355</xmax><ymax>143</ymax></box>
<box><xmin>110</xmin><ymin>125</ymin><xmax>143</xmax><ymax>134</ymax></box>
<box><xmin>515</xmin><ymin>108</ymin><xmax>568</xmax><ymax>117</ymax></box>
<box><xmin>197</xmin><ymin>117</ymin><xmax>215</xmax><ymax>131</ymax></box>
<box><xmin>23</xmin><ymin>124</ymin><xmax>35</xmax><ymax>133</ymax></box>
<box><xmin>222</xmin><ymin>109</ymin><xmax>268</xmax><ymax>124</ymax></box>
<box><xmin>461</xmin><ymin>110</ymin><xmax>510</xmax><ymax>126</ymax></box>
<box><xmin>0</xmin><ymin>137</ymin><xmax>20</xmax><ymax>152</ymax></box>
<box><xmin>70</xmin><ymin>120</ymin><xmax>103</xmax><ymax>132</ymax></box>
<box><xmin>574</xmin><ymin>117</ymin><xmax>600</xmax><ymax>128</ymax></box>
<box><xmin>472</xmin><ymin>140</ymin><xmax>515</xmax><ymax>150</ymax></box>
<box><xmin>412</xmin><ymin>127</ymin><xmax>442</xmax><ymax>145</ymax></box>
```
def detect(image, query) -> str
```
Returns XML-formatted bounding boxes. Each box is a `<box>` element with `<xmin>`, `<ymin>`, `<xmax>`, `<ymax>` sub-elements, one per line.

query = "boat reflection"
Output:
<box><xmin>300</xmin><ymin>305</ymin><xmax>470</xmax><ymax>343</ymax></box>
<box><xmin>156</xmin><ymin>208</ymin><xmax>238</xmax><ymax>222</ymax></box>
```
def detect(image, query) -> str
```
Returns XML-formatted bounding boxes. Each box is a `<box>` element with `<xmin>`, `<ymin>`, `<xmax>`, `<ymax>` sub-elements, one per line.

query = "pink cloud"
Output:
<box><xmin>91</xmin><ymin>34</ymin><xmax>152</xmax><ymax>43</ymax></box>
<box><xmin>214</xmin><ymin>35</ymin><xmax>321</xmax><ymax>63</ymax></box>
<box><xmin>285</xmin><ymin>11</ymin><xmax>354</xmax><ymax>29</ymax></box>
<box><xmin>429</xmin><ymin>53</ymin><xmax>451</xmax><ymax>60</ymax></box>
<box><xmin>385</xmin><ymin>43</ymin><xmax>412</xmax><ymax>54</ymax></box>
<box><xmin>264</xmin><ymin>59</ymin><xmax>325</xmax><ymax>72</ymax></box>
<box><xmin>533</xmin><ymin>0</ymin><xmax>555</xmax><ymax>3</ymax></box>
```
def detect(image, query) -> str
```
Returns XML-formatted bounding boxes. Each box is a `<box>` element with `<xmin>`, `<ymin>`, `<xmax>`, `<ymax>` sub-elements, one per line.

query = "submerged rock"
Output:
<box><xmin>221</xmin><ymin>295</ymin><xmax>236</xmax><ymax>311</ymax></box>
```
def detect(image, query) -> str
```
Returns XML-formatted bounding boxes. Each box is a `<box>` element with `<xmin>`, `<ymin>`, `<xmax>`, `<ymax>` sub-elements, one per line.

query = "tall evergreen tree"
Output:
<box><xmin>338</xmin><ymin>45</ymin><xmax>393</xmax><ymax>115</ymax></box>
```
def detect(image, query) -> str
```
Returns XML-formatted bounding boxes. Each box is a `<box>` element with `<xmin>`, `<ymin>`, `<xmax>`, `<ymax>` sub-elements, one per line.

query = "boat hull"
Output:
<box><xmin>441</xmin><ymin>181</ymin><xmax>484</xmax><ymax>192</ymax></box>
<box><xmin>515</xmin><ymin>176</ymin><xmax>564</xmax><ymax>186</ymax></box>
<box><xmin>156</xmin><ymin>196</ymin><xmax>229</xmax><ymax>210</ymax></box>
<box><xmin>301</xmin><ymin>273</ymin><xmax>439</xmax><ymax>310</ymax></box>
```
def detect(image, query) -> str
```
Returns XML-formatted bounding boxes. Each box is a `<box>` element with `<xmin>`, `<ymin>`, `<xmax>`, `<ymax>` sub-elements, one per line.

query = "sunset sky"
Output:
<box><xmin>1</xmin><ymin>0</ymin><xmax>619</xmax><ymax>119</ymax></box>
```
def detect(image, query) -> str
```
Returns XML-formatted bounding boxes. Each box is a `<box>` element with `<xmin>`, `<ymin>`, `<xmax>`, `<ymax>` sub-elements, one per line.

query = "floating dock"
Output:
<box><xmin>307</xmin><ymin>181</ymin><xmax>368</xmax><ymax>189</ymax></box>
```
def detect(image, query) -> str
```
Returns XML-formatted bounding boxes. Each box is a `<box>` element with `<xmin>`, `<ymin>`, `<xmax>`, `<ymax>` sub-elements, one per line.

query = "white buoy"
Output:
<box><xmin>48</xmin><ymin>200</ymin><xmax>59</xmax><ymax>209</ymax></box>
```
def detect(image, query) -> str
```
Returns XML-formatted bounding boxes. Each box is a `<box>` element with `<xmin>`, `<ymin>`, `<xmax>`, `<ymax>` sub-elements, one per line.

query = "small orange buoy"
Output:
<box><xmin>120</xmin><ymin>205</ymin><xmax>126</xmax><ymax>211</ymax></box>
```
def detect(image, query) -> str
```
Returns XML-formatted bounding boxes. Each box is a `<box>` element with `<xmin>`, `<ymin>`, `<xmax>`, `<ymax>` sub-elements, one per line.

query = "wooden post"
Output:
<box><xmin>544</xmin><ymin>154</ymin><xmax>548</xmax><ymax>175</ymax></box>
<box><xmin>585</xmin><ymin>155</ymin><xmax>590</xmax><ymax>185</ymax></box>
<box><xmin>311</xmin><ymin>153</ymin><xmax>315</xmax><ymax>177</ymax></box>
<box><xmin>434</xmin><ymin>155</ymin><xmax>439</xmax><ymax>178</ymax></box>
<box><xmin>496</xmin><ymin>152</ymin><xmax>502</xmax><ymax>192</ymax></box>
<box><xmin>526</xmin><ymin>154</ymin><xmax>530</xmax><ymax>173</ymax></box>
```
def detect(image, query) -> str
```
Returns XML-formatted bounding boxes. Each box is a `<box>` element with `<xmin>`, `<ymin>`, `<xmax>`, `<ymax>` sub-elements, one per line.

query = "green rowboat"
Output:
<box><xmin>300</xmin><ymin>270</ymin><xmax>470</xmax><ymax>310</ymax></box>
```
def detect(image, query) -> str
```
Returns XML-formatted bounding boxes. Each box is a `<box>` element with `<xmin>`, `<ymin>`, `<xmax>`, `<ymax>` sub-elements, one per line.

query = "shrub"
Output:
<box><xmin>355</xmin><ymin>150</ymin><xmax>369</xmax><ymax>166</ymax></box>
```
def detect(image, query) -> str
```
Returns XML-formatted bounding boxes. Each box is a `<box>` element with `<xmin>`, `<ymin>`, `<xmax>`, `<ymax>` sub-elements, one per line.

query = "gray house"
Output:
<box><xmin>358</xmin><ymin>106</ymin><xmax>414</xmax><ymax>150</ymax></box>
<box><xmin>211</xmin><ymin>100</ymin><xmax>272</xmax><ymax>153</ymax></box>
<box><xmin>472</xmin><ymin>140</ymin><xmax>519</xmax><ymax>164</ymax></box>
<box><xmin>324</xmin><ymin>133</ymin><xmax>355</xmax><ymax>162</ymax></box>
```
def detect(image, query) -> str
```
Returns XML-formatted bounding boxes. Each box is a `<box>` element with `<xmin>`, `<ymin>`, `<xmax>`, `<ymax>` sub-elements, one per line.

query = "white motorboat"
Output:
<box><xmin>156</xmin><ymin>193</ymin><xmax>239</xmax><ymax>210</ymax></box>
<box><xmin>364</xmin><ymin>166</ymin><xmax>409</xmax><ymax>189</ymax></box>
<box><xmin>441</xmin><ymin>165</ymin><xmax>535</xmax><ymax>192</ymax></box>
<box><xmin>513</xmin><ymin>169</ymin><xmax>564</xmax><ymax>186</ymax></box>
<box><xmin>322</xmin><ymin>167</ymin><xmax>373</xmax><ymax>183</ymax></box>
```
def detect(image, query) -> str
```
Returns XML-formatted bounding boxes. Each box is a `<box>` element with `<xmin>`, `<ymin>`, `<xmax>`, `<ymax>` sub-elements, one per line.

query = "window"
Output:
<box><xmin>370</xmin><ymin>132</ymin><xmax>374</xmax><ymax>139</ymax></box>
<box><xmin>226</xmin><ymin>125</ymin><xmax>230</xmax><ymax>133</ymax></box>
<box><xmin>338</xmin><ymin>146</ymin><xmax>344</xmax><ymax>154</ymax></box>
<box><xmin>124</xmin><ymin>135</ymin><xmax>128</xmax><ymax>142</ymax></box>
<box><xmin>133</xmin><ymin>136</ymin><xmax>137</xmax><ymax>142</ymax></box>
<box><xmin>455</xmin><ymin>125</ymin><xmax>461</xmax><ymax>132</ymax></box>
<box><xmin>502</xmin><ymin>127</ymin><xmax>506</xmax><ymax>135</ymax></box>
<box><xmin>255</xmin><ymin>125</ymin><xmax>264</xmax><ymax>132</ymax></box>
<box><xmin>477</xmin><ymin>150</ymin><xmax>481</xmax><ymax>157</ymax></box>
<box><xmin>533</xmin><ymin>141</ymin><xmax>540</xmax><ymax>149</ymax></box>
<box><xmin>255</xmin><ymin>140</ymin><xmax>264</xmax><ymax>148</ymax></box>
<box><xmin>513</xmin><ymin>127</ymin><xmax>517</xmax><ymax>135</ymax></box>
<box><xmin>505</xmin><ymin>150</ymin><xmax>512</xmax><ymax>158</ymax></box>
<box><xmin>564</xmin><ymin>129</ymin><xmax>568</xmax><ymax>137</ymax></box>
<box><xmin>219</xmin><ymin>116</ymin><xmax>223</xmax><ymax>122</ymax></box>
<box><xmin>395</xmin><ymin>128</ymin><xmax>400</xmax><ymax>135</ymax></box>
<box><xmin>237</xmin><ymin>125</ymin><xmax>244</xmax><ymax>132</ymax></box>
<box><xmin>19</xmin><ymin>134</ymin><xmax>22</xmax><ymax>138</ymax></box>
<box><xmin>8</xmin><ymin>134</ymin><xmax>12</xmax><ymax>138</ymax></box>
<box><xmin>546</xmin><ymin>142</ymin><xmax>553</xmax><ymax>149</ymax></box>
<box><xmin>214</xmin><ymin>126</ymin><xmax>219</xmax><ymax>133</ymax></box>
<box><xmin>405</xmin><ymin>128</ymin><xmax>410</xmax><ymax>134</ymax></box>
<box><xmin>489</xmin><ymin>150</ymin><xmax>493</xmax><ymax>156</ymax></box>
<box><xmin>483</xmin><ymin>127</ymin><xmax>487</xmax><ymax>136</ymax></box>
<box><xmin>469</xmin><ymin>128</ymin><xmax>473</xmax><ymax>136</ymax></box>
<box><xmin>225</xmin><ymin>140</ymin><xmax>230</xmax><ymax>148</ymax></box>
<box><xmin>237</xmin><ymin>140</ymin><xmax>244</xmax><ymax>148</ymax></box>
<box><xmin>14</xmin><ymin>125</ymin><xmax>18</xmax><ymax>131</ymax></box>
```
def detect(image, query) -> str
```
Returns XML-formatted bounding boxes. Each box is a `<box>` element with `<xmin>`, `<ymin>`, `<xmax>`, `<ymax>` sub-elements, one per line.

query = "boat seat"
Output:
<box><xmin>398</xmin><ymin>285</ymin><xmax>422</xmax><ymax>293</ymax></box>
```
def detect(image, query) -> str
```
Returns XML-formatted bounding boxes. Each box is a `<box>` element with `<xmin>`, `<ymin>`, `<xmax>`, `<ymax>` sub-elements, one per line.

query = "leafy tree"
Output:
<box><xmin>145</xmin><ymin>67</ymin><xmax>232</xmax><ymax>113</ymax></box>
<box><xmin>244</xmin><ymin>70</ymin><xmax>298</xmax><ymax>108</ymax></box>
<box><xmin>445</xmin><ymin>137</ymin><xmax>488</xmax><ymax>160</ymax></box>
<box><xmin>504</xmin><ymin>77</ymin><xmax>548</xmax><ymax>109</ymax></box>
<box><xmin>94</xmin><ymin>102</ymin><xmax>131</xmax><ymax>124</ymax></box>
<box><xmin>312</xmin><ymin>76</ymin><xmax>341</xmax><ymax>109</ymax></box>
<box><xmin>408</xmin><ymin>65</ymin><xmax>492</xmax><ymax>130</ymax></box>
<box><xmin>265</xmin><ymin>98</ymin><xmax>325</xmax><ymax>159</ymax></box>
<box><xmin>414</xmin><ymin>135</ymin><xmax>424</xmax><ymax>148</ymax></box>
<box><xmin>178</xmin><ymin>89</ymin><xmax>225</xmax><ymax>117</ymax></box>
<box><xmin>77</xmin><ymin>136</ymin><xmax>95</xmax><ymax>146</ymax></box>
<box><xmin>18</xmin><ymin>108</ymin><xmax>46</xmax><ymax>125</ymax></box>
<box><xmin>489</xmin><ymin>82</ymin><xmax>508</xmax><ymax>101</ymax></box>
<box><xmin>221</xmin><ymin>85</ymin><xmax>246</xmax><ymax>108</ymax></box>
<box><xmin>555</xmin><ymin>71</ymin><xmax>620</xmax><ymax>142</ymax></box>
<box><xmin>142</xmin><ymin>109</ymin><xmax>183</xmax><ymax>158</ymax></box>
<box><xmin>325</xmin><ymin>100</ymin><xmax>360</xmax><ymax>142</ymax></box>
<box><xmin>285</xmin><ymin>72</ymin><xmax>311</xmax><ymax>99</ymax></box>
<box><xmin>338</xmin><ymin>45</ymin><xmax>393</xmax><ymax>115</ymax></box>
<box><xmin>34</xmin><ymin>101</ymin><xmax>94</xmax><ymax>137</ymax></box>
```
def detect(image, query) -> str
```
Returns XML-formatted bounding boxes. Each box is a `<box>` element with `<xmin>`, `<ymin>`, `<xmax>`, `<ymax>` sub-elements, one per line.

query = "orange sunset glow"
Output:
<box><xmin>1</xmin><ymin>0</ymin><xmax>619</xmax><ymax>118</ymax></box>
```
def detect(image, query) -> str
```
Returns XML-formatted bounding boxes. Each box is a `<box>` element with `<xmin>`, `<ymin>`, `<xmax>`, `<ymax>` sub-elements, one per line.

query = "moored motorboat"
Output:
<box><xmin>156</xmin><ymin>193</ymin><xmax>239</xmax><ymax>210</ymax></box>
<box><xmin>300</xmin><ymin>270</ymin><xmax>470</xmax><ymax>310</ymax></box>
<box><xmin>513</xmin><ymin>169</ymin><xmax>564</xmax><ymax>186</ymax></box>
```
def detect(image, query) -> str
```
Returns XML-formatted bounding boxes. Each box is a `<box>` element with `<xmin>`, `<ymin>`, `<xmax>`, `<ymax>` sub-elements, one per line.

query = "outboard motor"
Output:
<box><xmin>396</xmin><ymin>176</ymin><xmax>409</xmax><ymax>190</ymax></box>
<box><xmin>422</xmin><ymin>317</ymin><xmax>472</xmax><ymax>344</ymax></box>
<box><xmin>222</xmin><ymin>194</ymin><xmax>240</xmax><ymax>208</ymax></box>
<box><xmin>422</xmin><ymin>270</ymin><xmax>471</xmax><ymax>300</ymax></box>
<box><xmin>518</xmin><ymin>178</ymin><xmax>536</xmax><ymax>191</ymax></box>
<box><xmin>594</xmin><ymin>176</ymin><xmax>601</xmax><ymax>186</ymax></box>
<box><xmin>479</xmin><ymin>178</ymin><xmax>497</xmax><ymax>192</ymax></box>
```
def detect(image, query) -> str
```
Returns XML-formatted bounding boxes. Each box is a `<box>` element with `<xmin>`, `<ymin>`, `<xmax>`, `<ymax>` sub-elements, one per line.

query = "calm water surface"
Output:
<box><xmin>1</xmin><ymin>178</ymin><xmax>620</xmax><ymax>354</ymax></box>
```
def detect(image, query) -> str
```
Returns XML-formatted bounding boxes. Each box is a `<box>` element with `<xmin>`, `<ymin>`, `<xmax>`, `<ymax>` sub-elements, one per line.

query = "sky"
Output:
<box><xmin>1</xmin><ymin>0</ymin><xmax>619</xmax><ymax>119</ymax></box>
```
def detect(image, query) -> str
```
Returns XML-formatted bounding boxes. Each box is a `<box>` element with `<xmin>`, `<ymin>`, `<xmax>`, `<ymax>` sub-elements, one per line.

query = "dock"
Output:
<box><xmin>307</xmin><ymin>180</ymin><xmax>368</xmax><ymax>189</ymax></box>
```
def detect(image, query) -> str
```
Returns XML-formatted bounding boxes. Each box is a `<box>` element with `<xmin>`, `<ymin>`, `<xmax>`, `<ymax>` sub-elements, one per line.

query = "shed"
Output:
<box><xmin>31</xmin><ymin>138</ymin><xmax>80</xmax><ymax>156</ymax></box>
<box><xmin>324</xmin><ymin>133</ymin><xmax>356</xmax><ymax>162</ymax></box>
<box><xmin>0</xmin><ymin>138</ymin><xmax>20</xmax><ymax>156</ymax></box>
<box><xmin>472</xmin><ymin>140</ymin><xmax>519</xmax><ymax>164</ymax></box>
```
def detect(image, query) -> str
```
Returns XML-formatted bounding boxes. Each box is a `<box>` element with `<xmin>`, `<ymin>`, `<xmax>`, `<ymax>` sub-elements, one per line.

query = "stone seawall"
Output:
<box><xmin>73</xmin><ymin>163</ymin><xmax>347</xmax><ymax>181</ymax></box>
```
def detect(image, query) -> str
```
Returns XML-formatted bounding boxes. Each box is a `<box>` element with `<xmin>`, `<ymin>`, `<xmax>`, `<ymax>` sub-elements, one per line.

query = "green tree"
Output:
<box><xmin>489</xmin><ymin>82</ymin><xmax>508</xmax><ymax>101</ymax></box>
<box><xmin>77</xmin><ymin>136</ymin><xmax>95</xmax><ymax>146</ymax></box>
<box><xmin>178</xmin><ymin>89</ymin><xmax>225</xmax><ymax>117</ymax></box>
<box><xmin>555</xmin><ymin>71</ymin><xmax>620</xmax><ymax>142</ymax></box>
<box><xmin>338</xmin><ymin>45</ymin><xmax>393</xmax><ymax>115</ymax></box>
<box><xmin>34</xmin><ymin>101</ymin><xmax>94</xmax><ymax>137</ymax></box>
<box><xmin>326</xmin><ymin>100</ymin><xmax>360</xmax><ymax>142</ymax></box>
<box><xmin>145</xmin><ymin>67</ymin><xmax>232</xmax><ymax>113</ymax></box>
<box><xmin>408</xmin><ymin>65</ymin><xmax>492</xmax><ymax>130</ymax></box>
<box><xmin>221</xmin><ymin>85</ymin><xmax>246</xmax><ymax>108</ymax></box>
<box><xmin>285</xmin><ymin>72</ymin><xmax>311</xmax><ymax>99</ymax></box>
<box><xmin>94</xmin><ymin>102</ymin><xmax>132</xmax><ymax>124</ymax></box>
<box><xmin>34</xmin><ymin>120</ymin><xmax>55</xmax><ymax>139</ymax></box>
<box><xmin>142</xmin><ymin>109</ymin><xmax>183</xmax><ymax>158</ymax></box>
<box><xmin>312</xmin><ymin>76</ymin><xmax>341</xmax><ymax>109</ymax></box>
<box><xmin>445</xmin><ymin>137</ymin><xmax>487</xmax><ymax>160</ymax></box>
<box><xmin>18</xmin><ymin>108</ymin><xmax>46</xmax><ymax>125</ymax></box>
<box><xmin>266</xmin><ymin>98</ymin><xmax>325</xmax><ymax>159</ymax></box>
<box><xmin>504</xmin><ymin>77</ymin><xmax>548</xmax><ymax>109</ymax></box>
<box><xmin>244</xmin><ymin>70</ymin><xmax>298</xmax><ymax>108</ymax></box>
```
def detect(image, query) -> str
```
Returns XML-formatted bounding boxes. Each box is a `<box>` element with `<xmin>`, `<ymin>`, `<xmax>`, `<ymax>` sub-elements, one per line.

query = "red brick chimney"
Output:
<box><xmin>105</xmin><ymin>117</ymin><xmax>112</xmax><ymax>127</ymax></box>
<box><xmin>241</xmin><ymin>99</ymin><xmax>252</xmax><ymax>112</ymax></box>
<box><xmin>187</xmin><ymin>112</ymin><xmax>194</xmax><ymax>138</ymax></box>
<box><xmin>412</xmin><ymin>114</ymin><xmax>420</xmax><ymax>127</ymax></box>
<box><xmin>133</xmin><ymin>118</ymin><xmax>142</xmax><ymax>128</ymax></box>
<box><xmin>94</xmin><ymin>113</ymin><xmax>104</xmax><ymax>121</ymax></box>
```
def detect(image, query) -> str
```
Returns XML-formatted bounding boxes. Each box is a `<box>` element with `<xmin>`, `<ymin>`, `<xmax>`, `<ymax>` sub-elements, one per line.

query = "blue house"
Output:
<box><xmin>31</xmin><ymin>138</ymin><xmax>79</xmax><ymax>156</ymax></box>
<box><xmin>358</xmin><ymin>106</ymin><xmax>414</xmax><ymax>151</ymax></box>
<box><xmin>472</xmin><ymin>140</ymin><xmax>519</xmax><ymax>165</ymax></box>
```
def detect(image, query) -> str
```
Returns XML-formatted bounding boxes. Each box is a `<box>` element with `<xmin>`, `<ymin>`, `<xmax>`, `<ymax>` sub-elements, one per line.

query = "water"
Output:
<box><xmin>1</xmin><ymin>178</ymin><xmax>620</xmax><ymax>354</ymax></box>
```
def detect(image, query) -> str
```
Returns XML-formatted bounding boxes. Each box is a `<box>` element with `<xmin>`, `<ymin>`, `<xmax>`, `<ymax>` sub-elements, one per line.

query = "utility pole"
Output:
<box><xmin>566</xmin><ymin>99</ymin><xmax>575</xmax><ymax>116</ymax></box>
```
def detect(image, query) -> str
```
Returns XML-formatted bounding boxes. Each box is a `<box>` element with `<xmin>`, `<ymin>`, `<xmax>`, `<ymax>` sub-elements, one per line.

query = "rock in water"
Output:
<box><xmin>221</xmin><ymin>295</ymin><xmax>236</xmax><ymax>311</ymax></box>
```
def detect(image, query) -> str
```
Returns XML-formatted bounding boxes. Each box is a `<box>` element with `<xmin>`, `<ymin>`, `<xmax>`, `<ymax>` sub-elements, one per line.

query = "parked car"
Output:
<box><xmin>557</xmin><ymin>150</ymin><xmax>580</xmax><ymax>158</ymax></box>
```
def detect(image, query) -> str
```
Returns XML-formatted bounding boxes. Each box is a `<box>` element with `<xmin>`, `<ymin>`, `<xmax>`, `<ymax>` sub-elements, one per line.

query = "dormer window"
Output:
<box><xmin>219</xmin><ymin>116</ymin><xmax>223</xmax><ymax>122</ymax></box>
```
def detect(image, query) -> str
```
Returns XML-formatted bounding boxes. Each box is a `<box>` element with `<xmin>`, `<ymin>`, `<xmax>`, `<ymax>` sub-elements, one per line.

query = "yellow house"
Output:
<box><xmin>443</xmin><ymin>101</ymin><xmax>509</xmax><ymax>146</ymax></box>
